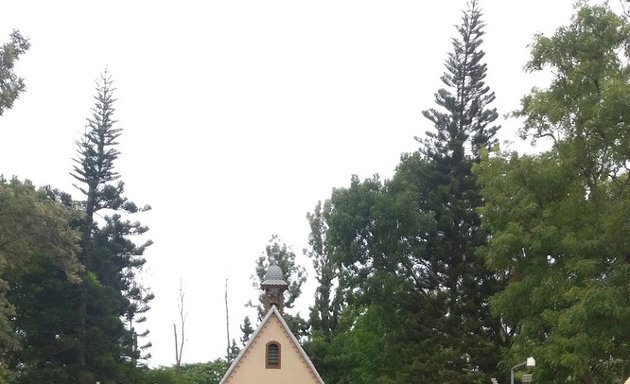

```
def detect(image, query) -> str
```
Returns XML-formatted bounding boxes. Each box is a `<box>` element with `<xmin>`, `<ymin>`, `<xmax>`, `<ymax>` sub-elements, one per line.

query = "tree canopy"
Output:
<box><xmin>476</xmin><ymin>4</ymin><xmax>630</xmax><ymax>383</ymax></box>
<box><xmin>0</xmin><ymin>30</ymin><xmax>30</xmax><ymax>117</ymax></box>
<box><xmin>2</xmin><ymin>2</ymin><xmax>629</xmax><ymax>384</ymax></box>
<box><xmin>0</xmin><ymin>178</ymin><xmax>81</xmax><ymax>382</ymax></box>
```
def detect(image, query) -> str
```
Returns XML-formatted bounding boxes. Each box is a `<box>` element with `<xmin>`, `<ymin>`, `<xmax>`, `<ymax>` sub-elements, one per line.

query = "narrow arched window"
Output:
<box><xmin>266</xmin><ymin>342</ymin><xmax>281</xmax><ymax>369</ymax></box>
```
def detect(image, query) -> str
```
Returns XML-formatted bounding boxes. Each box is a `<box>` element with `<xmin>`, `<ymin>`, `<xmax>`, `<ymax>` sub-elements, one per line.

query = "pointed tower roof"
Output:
<box><xmin>261</xmin><ymin>263</ymin><xmax>289</xmax><ymax>314</ymax></box>
<box><xmin>261</xmin><ymin>262</ymin><xmax>287</xmax><ymax>286</ymax></box>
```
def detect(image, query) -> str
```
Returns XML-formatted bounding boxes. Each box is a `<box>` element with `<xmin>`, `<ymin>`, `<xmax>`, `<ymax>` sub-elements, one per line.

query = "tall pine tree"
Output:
<box><xmin>306</xmin><ymin>4</ymin><xmax>505</xmax><ymax>382</ymax></box>
<box><xmin>3</xmin><ymin>74</ymin><xmax>152</xmax><ymax>383</ymax></box>
<box><xmin>421</xmin><ymin>0</ymin><xmax>498</xmax><ymax>160</ymax></box>
<box><xmin>70</xmin><ymin>71</ymin><xmax>152</xmax><ymax>383</ymax></box>
<box><xmin>406</xmin><ymin>0</ymin><xmax>505</xmax><ymax>380</ymax></box>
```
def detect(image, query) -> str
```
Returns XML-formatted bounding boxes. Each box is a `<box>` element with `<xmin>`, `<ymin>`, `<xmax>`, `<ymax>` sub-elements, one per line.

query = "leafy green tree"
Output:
<box><xmin>0</xmin><ymin>30</ymin><xmax>30</xmax><ymax>117</ymax></box>
<box><xmin>305</xmin><ymin>201</ymin><xmax>344</xmax><ymax>338</ymax></box>
<box><xmin>226</xmin><ymin>339</ymin><xmax>240</xmax><ymax>364</ymax></box>
<box><xmin>253</xmin><ymin>235</ymin><xmax>306</xmax><ymax>313</ymax></box>
<box><xmin>303</xmin><ymin>200</ymin><xmax>348</xmax><ymax>381</ymax></box>
<box><xmin>172</xmin><ymin>359</ymin><xmax>229</xmax><ymax>384</ymax></box>
<box><xmin>250</xmin><ymin>235</ymin><xmax>308</xmax><ymax>338</ymax></box>
<box><xmin>179</xmin><ymin>359</ymin><xmax>229</xmax><ymax>384</ymax></box>
<box><xmin>307</xmin><ymin>174</ymin><xmax>426</xmax><ymax>383</ymax></box>
<box><xmin>0</xmin><ymin>179</ymin><xmax>81</xmax><ymax>382</ymax></box>
<box><xmin>139</xmin><ymin>359</ymin><xmax>228</xmax><ymax>384</ymax></box>
<box><xmin>5</xmin><ymin>251</ymin><xmax>82</xmax><ymax>383</ymax></box>
<box><xmin>239</xmin><ymin>316</ymin><xmax>254</xmax><ymax>346</ymax></box>
<box><xmin>310</xmin><ymin>303</ymin><xmax>402</xmax><ymax>384</ymax></box>
<box><xmin>476</xmin><ymin>4</ymin><xmax>630</xmax><ymax>383</ymax></box>
<box><xmin>140</xmin><ymin>367</ymin><xmax>179</xmax><ymax>384</ymax></box>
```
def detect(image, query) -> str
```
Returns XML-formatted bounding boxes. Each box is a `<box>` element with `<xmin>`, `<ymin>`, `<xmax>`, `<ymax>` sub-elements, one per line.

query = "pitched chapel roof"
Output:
<box><xmin>219</xmin><ymin>305</ymin><xmax>325</xmax><ymax>384</ymax></box>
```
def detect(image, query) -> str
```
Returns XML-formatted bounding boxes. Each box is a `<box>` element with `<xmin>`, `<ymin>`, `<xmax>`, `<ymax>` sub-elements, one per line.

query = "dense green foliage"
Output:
<box><xmin>1</xmin><ymin>72</ymin><xmax>153</xmax><ymax>384</ymax></box>
<box><xmin>250</xmin><ymin>235</ymin><xmax>308</xmax><ymax>337</ymax></box>
<box><xmin>144</xmin><ymin>360</ymin><xmax>228</xmax><ymax>384</ymax></box>
<box><xmin>239</xmin><ymin>316</ymin><xmax>254</xmax><ymax>346</ymax></box>
<box><xmin>69</xmin><ymin>71</ymin><xmax>153</xmax><ymax>383</ymax></box>
<box><xmin>0</xmin><ymin>179</ymin><xmax>81</xmax><ymax>383</ymax></box>
<box><xmin>305</xmin><ymin>1</ymin><xmax>504</xmax><ymax>383</ymax></box>
<box><xmin>476</xmin><ymin>4</ymin><xmax>630</xmax><ymax>383</ymax></box>
<box><xmin>253</xmin><ymin>235</ymin><xmax>307</xmax><ymax>314</ymax></box>
<box><xmin>305</xmin><ymin>3</ymin><xmax>630</xmax><ymax>384</ymax></box>
<box><xmin>0</xmin><ymin>30</ymin><xmax>29</xmax><ymax>117</ymax></box>
<box><xmin>305</xmin><ymin>201</ymin><xmax>341</xmax><ymax>338</ymax></box>
<box><xmin>2</xmin><ymin>2</ymin><xmax>629</xmax><ymax>384</ymax></box>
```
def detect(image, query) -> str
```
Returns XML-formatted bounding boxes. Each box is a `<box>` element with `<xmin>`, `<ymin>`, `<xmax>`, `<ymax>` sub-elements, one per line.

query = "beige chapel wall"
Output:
<box><xmin>223</xmin><ymin>315</ymin><xmax>320</xmax><ymax>384</ymax></box>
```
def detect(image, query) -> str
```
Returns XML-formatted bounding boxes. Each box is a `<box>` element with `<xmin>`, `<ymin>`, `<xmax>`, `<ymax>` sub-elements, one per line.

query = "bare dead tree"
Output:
<box><xmin>225</xmin><ymin>277</ymin><xmax>230</xmax><ymax>359</ymax></box>
<box><xmin>173</xmin><ymin>280</ymin><xmax>187</xmax><ymax>369</ymax></box>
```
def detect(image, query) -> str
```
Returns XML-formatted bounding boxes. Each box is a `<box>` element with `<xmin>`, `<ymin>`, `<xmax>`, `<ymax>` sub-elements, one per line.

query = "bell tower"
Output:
<box><xmin>261</xmin><ymin>263</ymin><xmax>288</xmax><ymax>314</ymax></box>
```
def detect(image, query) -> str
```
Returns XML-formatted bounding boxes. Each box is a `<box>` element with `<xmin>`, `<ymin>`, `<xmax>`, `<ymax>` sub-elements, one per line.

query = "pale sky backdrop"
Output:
<box><xmin>0</xmin><ymin>0</ymin><xmax>614</xmax><ymax>368</ymax></box>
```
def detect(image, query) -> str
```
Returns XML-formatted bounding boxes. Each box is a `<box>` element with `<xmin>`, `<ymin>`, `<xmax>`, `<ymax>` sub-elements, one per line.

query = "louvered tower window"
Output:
<box><xmin>266</xmin><ymin>342</ymin><xmax>281</xmax><ymax>369</ymax></box>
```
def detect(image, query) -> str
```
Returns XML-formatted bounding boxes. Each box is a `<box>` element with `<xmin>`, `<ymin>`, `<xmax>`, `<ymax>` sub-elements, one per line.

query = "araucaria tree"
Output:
<box><xmin>70</xmin><ymin>71</ymin><xmax>153</xmax><ymax>383</ymax></box>
<box><xmin>306</xmin><ymin>2</ymin><xmax>505</xmax><ymax>383</ymax></box>
<box><xmin>409</xmin><ymin>0</ymin><xmax>505</xmax><ymax>380</ymax></box>
<box><xmin>421</xmin><ymin>0</ymin><xmax>498</xmax><ymax>160</ymax></box>
<box><xmin>6</xmin><ymin>71</ymin><xmax>153</xmax><ymax>384</ymax></box>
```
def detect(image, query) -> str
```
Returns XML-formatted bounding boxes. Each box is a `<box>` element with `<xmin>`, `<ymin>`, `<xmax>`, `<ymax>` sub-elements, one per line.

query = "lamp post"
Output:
<box><xmin>511</xmin><ymin>357</ymin><xmax>535</xmax><ymax>384</ymax></box>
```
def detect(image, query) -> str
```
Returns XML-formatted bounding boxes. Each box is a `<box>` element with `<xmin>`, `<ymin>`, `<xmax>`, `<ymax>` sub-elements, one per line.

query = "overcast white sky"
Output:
<box><xmin>1</xmin><ymin>0</ymin><xmax>611</xmax><ymax>368</ymax></box>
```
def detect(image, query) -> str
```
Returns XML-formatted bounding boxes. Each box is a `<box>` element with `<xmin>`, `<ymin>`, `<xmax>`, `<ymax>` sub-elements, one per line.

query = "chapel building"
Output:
<box><xmin>218</xmin><ymin>264</ymin><xmax>325</xmax><ymax>384</ymax></box>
